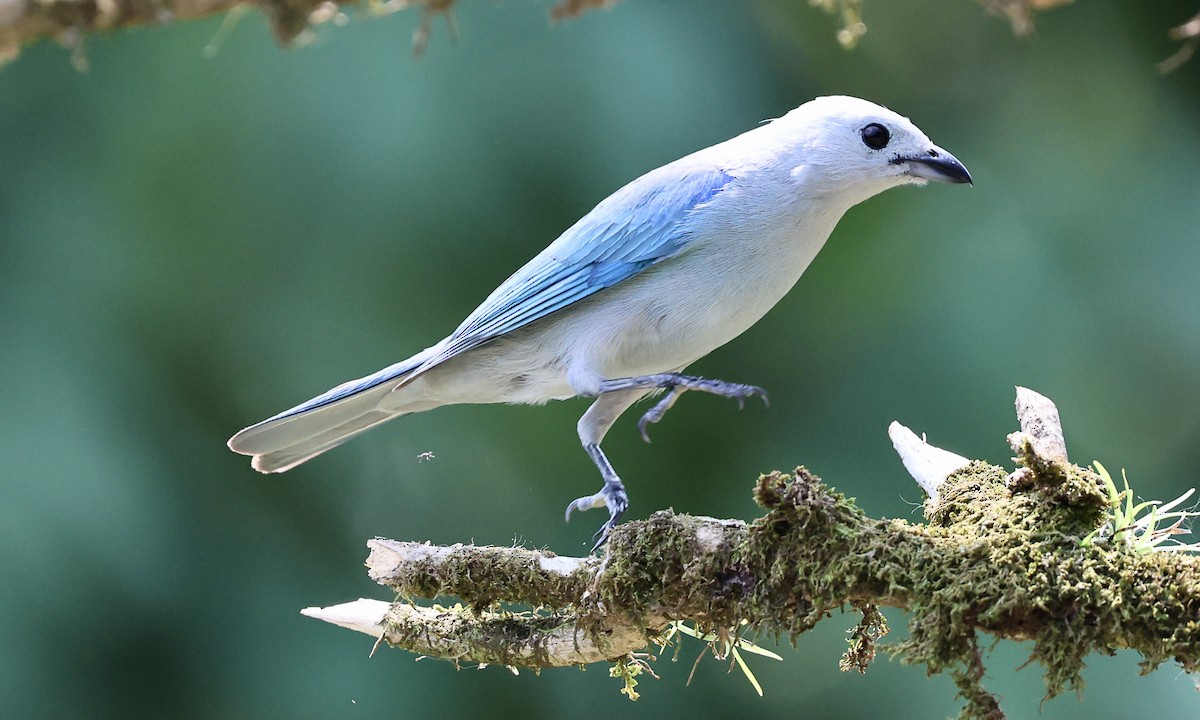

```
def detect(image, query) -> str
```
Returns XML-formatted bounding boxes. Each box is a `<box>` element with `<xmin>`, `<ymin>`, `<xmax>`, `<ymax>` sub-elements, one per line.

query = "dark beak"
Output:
<box><xmin>892</xmin><ymin>148</ymin><xmax>972</xmax><ymax>185</ymax></box>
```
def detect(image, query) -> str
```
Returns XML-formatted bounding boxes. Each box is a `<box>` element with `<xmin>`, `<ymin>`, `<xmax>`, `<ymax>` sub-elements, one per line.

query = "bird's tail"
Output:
<box><xmin>228</xmin><ymin>355</ymin><xmax>428</xmax><ymax>473</ymax></box>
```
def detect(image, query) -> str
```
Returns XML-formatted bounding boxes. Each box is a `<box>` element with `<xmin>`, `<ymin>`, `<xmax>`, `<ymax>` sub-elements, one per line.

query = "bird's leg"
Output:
<box><xmin>597</xmin><ymin>373</ymin><xmax>769</xmax><ymax>442</ymax></box>
<box><xmin>566</xmin><ymin>389</ymin><xmax>647</xmax><ymax>550</ymax></box>
<box><xmin>565</xmin><ymin>443</ymin><xmax>629</xmax><ymax>550</ymax></box>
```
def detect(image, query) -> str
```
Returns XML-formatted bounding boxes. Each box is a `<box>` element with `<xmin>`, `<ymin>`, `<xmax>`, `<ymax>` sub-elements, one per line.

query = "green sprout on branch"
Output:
<box><xmin>1083</xmin><ymin>461</ymin><xmax>1200</xmax><ymax>553</ymax></box>
<box><xmin>660</xmin><ymin>620</ymin><xmax>783</xmax><ymax>697</ymax></box>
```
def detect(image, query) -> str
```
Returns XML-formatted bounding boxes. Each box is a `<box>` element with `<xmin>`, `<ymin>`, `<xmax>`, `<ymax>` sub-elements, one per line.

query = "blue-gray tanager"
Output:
<box><xmin>229</xmin><ymin>95</ymin><xmax>971</xmax><ymax>544</ymax></box>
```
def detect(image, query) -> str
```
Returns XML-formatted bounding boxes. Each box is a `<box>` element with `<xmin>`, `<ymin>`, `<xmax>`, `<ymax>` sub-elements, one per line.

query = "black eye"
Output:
<box><xmin>860</xmin><ymin>123</ymin><xmax>890</xmax><ymax>150</ymax></box>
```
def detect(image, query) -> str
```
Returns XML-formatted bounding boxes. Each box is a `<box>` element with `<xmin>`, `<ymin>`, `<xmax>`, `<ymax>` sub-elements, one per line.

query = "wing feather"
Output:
<box><xmin>405</xmin><ymin>166</ymin><xmax>735</xmax><ymax>378</ymax></box>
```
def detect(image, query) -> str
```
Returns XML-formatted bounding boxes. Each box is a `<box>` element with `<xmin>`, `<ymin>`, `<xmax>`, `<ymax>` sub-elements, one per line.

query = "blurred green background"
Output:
<box><xmin>2</xmin><ymin>1</ymin><xmax>1198</xmax><ymax>717</ymax></box>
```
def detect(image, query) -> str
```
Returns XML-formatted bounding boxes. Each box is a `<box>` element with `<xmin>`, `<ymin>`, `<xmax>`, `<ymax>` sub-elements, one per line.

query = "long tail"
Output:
<box><xmin>228</xmin><ymin>354</ymin><xmax>428</xmax><ymax>473</ymax></box>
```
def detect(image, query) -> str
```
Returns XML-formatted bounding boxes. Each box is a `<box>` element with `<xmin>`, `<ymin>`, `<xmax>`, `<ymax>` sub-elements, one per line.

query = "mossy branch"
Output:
<box><xmin>305</xmin><ymin>388</ymin><xmax>1200</xmax><ymax>720</ymax></box>
<box><xmin>0</xmin><ymin>0</ymin><xmax>600</xmax><ymax>66</ymax></box>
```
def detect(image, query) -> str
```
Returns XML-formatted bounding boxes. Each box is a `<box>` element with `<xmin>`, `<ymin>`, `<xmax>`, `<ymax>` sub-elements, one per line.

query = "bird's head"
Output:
<box><xmin>769</xmin><ymin>95</ymin><xmax>971</xmax><ymax>206</ymax></box>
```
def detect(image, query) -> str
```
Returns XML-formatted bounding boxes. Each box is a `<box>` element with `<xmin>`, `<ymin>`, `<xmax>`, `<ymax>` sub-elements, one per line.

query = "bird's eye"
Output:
<box><xmin>860</xmin><ymin>123</ymin><xmax>890</xmax><ymax>150</ymax></box>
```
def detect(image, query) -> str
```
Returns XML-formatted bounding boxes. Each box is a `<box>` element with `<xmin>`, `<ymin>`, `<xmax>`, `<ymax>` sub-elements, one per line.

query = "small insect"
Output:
<box><xmin>417</xmin><ymin>451</ymin><xmax>436</xmax><ymax>463</ymax></box>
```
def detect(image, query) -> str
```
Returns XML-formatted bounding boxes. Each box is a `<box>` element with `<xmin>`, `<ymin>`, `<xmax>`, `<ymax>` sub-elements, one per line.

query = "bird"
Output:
<box><xmin>228</xmin><ymin>95</ymin><xmax>972</xmax><ymax>547</ymax></box>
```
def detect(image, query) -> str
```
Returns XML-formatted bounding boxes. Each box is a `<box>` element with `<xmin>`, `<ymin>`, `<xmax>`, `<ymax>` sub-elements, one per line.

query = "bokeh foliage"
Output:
<box><xmin>0</xmin><ymin>1</ymin><xmax>1198</xmax><ymax>718</ymax></box>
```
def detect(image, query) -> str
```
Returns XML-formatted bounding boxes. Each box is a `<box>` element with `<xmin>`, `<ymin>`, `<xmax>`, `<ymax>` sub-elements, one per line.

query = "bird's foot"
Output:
<box><xmin>564</xmin><ymin>479</ymin><xmax>628</xmax><ymax>552</ymax></box>
<box><xmin>597</xmin><ymin>374</ymin><xmax>768</xmax><ymax>442</ymax></box>
<box><xmin>636</xmin><ymin>386</ymin><xmax>686</xmax><ymax>442</ymax></box>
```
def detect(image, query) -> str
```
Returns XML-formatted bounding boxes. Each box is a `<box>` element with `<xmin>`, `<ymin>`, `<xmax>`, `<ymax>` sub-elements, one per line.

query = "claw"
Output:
<box><xmin>564</xmin><ymin>478</ymin><xmax>627</xmax><ymax>552</ymax></box>
<box><xmin>637</xmin><ymin>415</ymin><xmax>654</xmax><ymax>444</ymax></box>
<box><xmin>590</xmin><ymin>500</ymin><xmax>625</xmax><ymax>551</ymax></box>
<box><xmin>591</xmin><ymin>521</ymin><xmax>616</xmax><ymax>552</ymax></box>
<box><xmin>564</xmin><ymin>492</ymin><xmax>605</xmax><ymax>522</ymax></box>
<box><xmin>636</xmin><ymin>400</ymin><xmax>666</xmax><ymax>443</ymax></box>
<box><xmin>733</xmin><ymin>383</ymin><xmax>769</xmax><ymax>410</ymax></box>
<box><xmin>635</xmin><ymin>386</ymin><xmax>684</xmax><ymax>444</ymax></box>
<box><xmin>631</xmin><ymin>380</ymin><xmax>767</xmax><ymax>443</ymax></box>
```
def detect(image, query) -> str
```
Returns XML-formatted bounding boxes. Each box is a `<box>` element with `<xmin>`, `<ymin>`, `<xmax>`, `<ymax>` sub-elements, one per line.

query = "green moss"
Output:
<box><xmin>378</xmin><ymin>461</ymin><xmax>1200</xmax><ymax>719</ymax></box>
<box><xmin>840</xmin><ymin>602</ymin><xmax>888</xmax><ymax>673</ymax></box>
<box><xmin>385</xmin><ymin>604</ymin><xmax>576</xmax><ymax>667</ymax></box>
<box><xmin>380</xmin><ymin>544</ymin><xmax>590</xmax><ymax>612</ymax></box>
<box><xmin>593</xmin><ymin>465</ymin><xmax>1197</xmax><ymax>716</ymax></box>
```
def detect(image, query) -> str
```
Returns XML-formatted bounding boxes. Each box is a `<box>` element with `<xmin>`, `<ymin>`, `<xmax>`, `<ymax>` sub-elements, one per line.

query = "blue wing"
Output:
<box><xmin>412</xmin><ymin>165</ymin><xmax>736</xmax><ymax>372</ymax></box>
<box><xmin>259</xmin><ymin>164</ymin><xmax>735</xmax><ymax>422</ymax></box>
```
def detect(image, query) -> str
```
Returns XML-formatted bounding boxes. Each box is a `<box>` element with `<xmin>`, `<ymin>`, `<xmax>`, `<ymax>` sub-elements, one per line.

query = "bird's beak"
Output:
<box><xmin>893</xmin><ymin>147</ymin><xmax>973</xmax><ymax>185</ymax></box>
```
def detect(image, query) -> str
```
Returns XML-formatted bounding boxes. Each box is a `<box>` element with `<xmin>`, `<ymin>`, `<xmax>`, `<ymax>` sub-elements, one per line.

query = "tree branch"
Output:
<box><xmin>305</xmin><ymin>388</ymin><xmax>1200</xmax><ymax>720</ymax></box>
<box><xmin>0</xmin><ymin>0</ymin><xmax>618</xmax><ymax>66</ymax></box>
<box><xmin>0</xmin><ymin>0</ymin><xmax>1088</xmax><ymax>68</ymax></box>
<box><xmin>1158</xmin><ymin>10</ymin><xmax>1200</xmax><ymax>73</ymax></box>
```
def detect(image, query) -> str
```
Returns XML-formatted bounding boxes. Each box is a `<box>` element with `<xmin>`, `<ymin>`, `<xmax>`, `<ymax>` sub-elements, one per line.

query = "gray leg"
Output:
<box><xmin>599</xmin><ymin>373</ymin><xmax>769</xmax><ymax>442</ymax></box>
<box><xmin>565</xmin><ymin>373</ymin><xmax>768</xmax><ymax>549</ymax></box>
<box><xmin>565</xmin><ymin>388</ymin><xmax>648</xmax><ymax>549</ymax></box>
